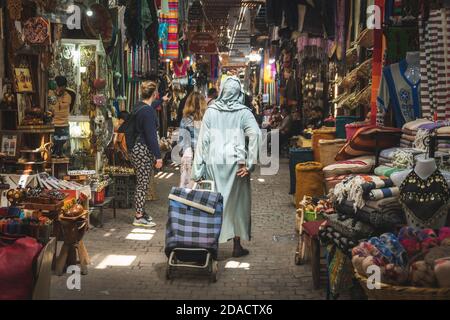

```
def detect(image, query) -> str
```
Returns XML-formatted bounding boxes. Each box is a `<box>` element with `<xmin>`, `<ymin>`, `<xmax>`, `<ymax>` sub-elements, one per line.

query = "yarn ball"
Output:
<box><xmin>421</xmin><ymin>238</ymin><xmax>439</xmax><ymax>253</ymax></box>
<box><xmin>410</xmin><ymin>260</ymin><xmax>437</xmax><ymax>287</ymax></box>
<box><xmin>438</xmin><ymin>227</ymin><xmax>450</xmax><ymax>244</ymax></box>
<box><xmin>401</xmin><ymin>239</ymin><xmax>420</xmax><ymax>257</ymax></box>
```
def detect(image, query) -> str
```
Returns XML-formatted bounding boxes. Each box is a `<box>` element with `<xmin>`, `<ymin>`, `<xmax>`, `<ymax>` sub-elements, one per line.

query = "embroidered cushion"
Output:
<box><xmin>323</xmin><ymin>156</ymin><xmax>375</xmax><ymax>178</ymax></box>
<box><xmin>336</xmin><ymin>126</ymin><xmax>402</xmax><ymax>161</ymax></box>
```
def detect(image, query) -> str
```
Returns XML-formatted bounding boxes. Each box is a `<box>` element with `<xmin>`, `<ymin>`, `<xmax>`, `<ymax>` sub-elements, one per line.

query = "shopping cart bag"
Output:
<box><xmin>165</xmin><ymin>181</ymin><xmax>223</xmax><ymax>281</ymax></box>
<box><xmin>165</xmin><ymin>181</ymin><xmax>223</xmax><ymax>257</ymax></box>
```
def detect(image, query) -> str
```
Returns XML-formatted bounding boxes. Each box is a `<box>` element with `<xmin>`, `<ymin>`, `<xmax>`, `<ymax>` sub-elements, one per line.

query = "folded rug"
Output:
<box><xmin>360</xmin><ymin>177</ymin><xmax>394</xmax><ymax>194</ymax></box>
<box><xmin>380</xmin><ymin>147</ymin><xmax>423</xmax><ymax>160</ymax></box>
<box><xmin>374</xmin><ymin>165</ymin><xmax>404</xmax><ymax>178</ymax></box>
<box><xmin>326</xmin><ymin>214</ymin><xmax>375</xmax><ymax>240</ymax></box>
<box><xmin>366</xmin><ymin>197</ymin><xmax>402</xmax><ymax>210</ymax></box>
<box><xmin>366</xmin><ymin>187</ymin><xmax>400</xmax><ymax>201</ymax></box>
<box><xmin>402</xmin><ymin>119</ymin><xmax>433</xmax><ymax>131</ymax></box>
<box><xmin>401</xmin><ymin>134</ymin><xmax>416</xmax><ymax>142</ymax></box>
<box><xmin>336</xmin><ymin>201</ymin><xmax>404</xmax><ymax>230</ymax></box>
<box><xmin>402</xmin><ymin>128</ymin><xmax>417</xmax><ymax>136</ymax></box>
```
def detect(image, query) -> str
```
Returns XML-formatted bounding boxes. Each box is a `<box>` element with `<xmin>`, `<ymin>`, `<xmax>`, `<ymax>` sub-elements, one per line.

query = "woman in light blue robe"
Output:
<box><xmin>192</xmin><ymin>77</ymin><xmax>261</xmax><ymax>257</ymax></box>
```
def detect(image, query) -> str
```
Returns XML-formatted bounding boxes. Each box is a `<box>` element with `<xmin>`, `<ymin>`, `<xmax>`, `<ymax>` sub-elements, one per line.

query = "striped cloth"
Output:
<box><xmin>159</xmin><ymin>0</ymin><xmax>179</xmax><ymax>60</ymax></box>
<box><xmin>165</xmin><ymin>187</ymin><xmax>223</xmax><ymax>258</ymax></box>
<box><xmin>367</xmin><ymin>187</ymin><xmax>400</xmax><ymax>201</ymax></box>
<box><xmin>419</xmin><ymin>9</ymin><xmax>450</xmax><ymax>120</ymax></box>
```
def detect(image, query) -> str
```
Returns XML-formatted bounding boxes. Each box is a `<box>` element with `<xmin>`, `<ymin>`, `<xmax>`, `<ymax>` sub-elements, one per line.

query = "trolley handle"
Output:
<box><xmin>193</xmin><ymin>180</ymin><xmax>215</xmax><ymax>192</ymax></box>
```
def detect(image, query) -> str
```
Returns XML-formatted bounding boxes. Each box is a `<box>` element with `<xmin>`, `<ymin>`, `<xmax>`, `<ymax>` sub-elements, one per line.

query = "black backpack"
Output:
<box><xmin>117</xmin><ymin>103</ymin><xmax>146</xmax><ymax>154</ymax></box>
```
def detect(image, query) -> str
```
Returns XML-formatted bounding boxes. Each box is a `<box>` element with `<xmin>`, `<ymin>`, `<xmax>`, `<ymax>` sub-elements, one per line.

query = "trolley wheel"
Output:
<box><xmin>295</xmin><ymin>238</ymin><xmax>306</xmax><ymax>265</ymax></box>
<box><xmin>166</xmin><ymin>266</ymin><xmax>173</xmax><ymax>280</ymax></box>
<box><xmin>209</xmin><ymin>260</ymin><xmax>218</xmax><ymax>283</ymax></box>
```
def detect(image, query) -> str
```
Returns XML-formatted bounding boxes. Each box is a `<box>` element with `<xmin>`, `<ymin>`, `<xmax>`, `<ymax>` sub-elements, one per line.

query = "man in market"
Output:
<box><xmin>278</xmin><ymin>107</ymin><xmax>293</xmax><ymax>155</ymax></box>
<box><xmin>306</xmin><ymin>106</ymin><xmax>324</xmax><ymax>129</ymax></box>
<box><xmin>48</xmin><ymin>76</ymin><xmax>74</xmax><ymax>158</ymax></box>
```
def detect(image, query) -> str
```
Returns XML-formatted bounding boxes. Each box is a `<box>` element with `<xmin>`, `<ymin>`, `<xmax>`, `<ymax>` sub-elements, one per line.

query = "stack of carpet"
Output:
<box><xmin>334</xmin><ymin>198</ymin><xmax>405</xmax><ymax>232</ymax></box>
<box><xmin>331</xmin><ymin>175</ymin><xmax>400</xmax><ymax>210</ymax></box>
<box><xmin>319</xmin><ymin>214</ymin><xmax>375</xmax><ymax>255</ymax></box>
<box><xmin>378</xmin><ymin>147</ymin><xmax>423</xmax><ymax>168</ymax></box>
<box><xmin>322</xmin><ymin>156</ymin><xmax>376</xmax><ymax>193</ymax></box>
<box><xmin>321</xmin><ymin>175</ymin><xmax>406</xmax><ymax>256</ymax></box>
<box><xmin>401</xmin><ymin>119</ymin><xmax>433</xmax><ymax>148</ymax></box>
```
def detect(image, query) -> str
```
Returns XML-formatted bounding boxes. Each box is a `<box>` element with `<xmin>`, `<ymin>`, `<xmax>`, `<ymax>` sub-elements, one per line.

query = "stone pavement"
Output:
<box><xmin>50</xmin><ymin>159</ymin><xmax>325</xmax><ymax>300</ymax></box>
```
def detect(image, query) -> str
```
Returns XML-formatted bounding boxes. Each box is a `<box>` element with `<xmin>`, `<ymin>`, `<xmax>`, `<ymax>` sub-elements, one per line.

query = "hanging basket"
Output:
<box><xmin>354</xmin><ymin>270</ymin><xmax>450</xmax><ymax>300</ymax></box>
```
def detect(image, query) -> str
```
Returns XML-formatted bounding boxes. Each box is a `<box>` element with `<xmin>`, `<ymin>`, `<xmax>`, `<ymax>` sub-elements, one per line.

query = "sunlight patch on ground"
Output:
<box><xmin>96</xmin><ymin>255</ymin><xmax>137</xmax><ymax>269</ymax></box>
<box><xmin>125</xmin><ymin>228</ymin><xmax>156</xmax><ymax>241</ymax></box>
<box><xmin>224</xmin><ymin>261</ymin><xmax>251</xmax><ymax>270</ymax></box>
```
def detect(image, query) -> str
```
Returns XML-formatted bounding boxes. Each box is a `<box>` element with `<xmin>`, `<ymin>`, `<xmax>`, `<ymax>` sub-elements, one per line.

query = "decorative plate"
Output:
<box><xmin>23</xmin><ymin>17</ymin><xmax>50</xmax><ymax>45</ymax></box>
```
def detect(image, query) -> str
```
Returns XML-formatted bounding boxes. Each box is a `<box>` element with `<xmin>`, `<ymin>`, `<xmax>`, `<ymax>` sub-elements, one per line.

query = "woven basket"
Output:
<box><xmin>295</xmin><ymin>162</ymin><xmax>325</xmax><ymax>208</ymax></box>
<box><xmin>318</xmin><ymin>139</ymin><xmax>347</xmax><ymax>167</ymax></box>
<box><xmin>312</xmin><ymin>127</ymin><xmax>336</xmax><ymax>162</ymax></box>
<box><xmin>354</xmin><ymin>270</ymin><xmax>450</xmax><ymax>300</ymax></box>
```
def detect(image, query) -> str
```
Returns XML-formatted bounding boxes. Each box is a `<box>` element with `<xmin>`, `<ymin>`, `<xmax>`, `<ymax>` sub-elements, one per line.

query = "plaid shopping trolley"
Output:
<box><xmin>165</xmin><ymin>181</ymin><xmax>223</xmax><ymax>282</ymax></box>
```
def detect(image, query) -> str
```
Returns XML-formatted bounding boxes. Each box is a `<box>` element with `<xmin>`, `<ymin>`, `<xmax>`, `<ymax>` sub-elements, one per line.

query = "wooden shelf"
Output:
<box><xmin>49</xmin><ymin>158</ymin><xmax>70</xmax><ymax>164</ymax></box>
<box><xmin>17</xmin><ymin>125</ymin><xmax>55</xmax><ymax>133</ymax></box>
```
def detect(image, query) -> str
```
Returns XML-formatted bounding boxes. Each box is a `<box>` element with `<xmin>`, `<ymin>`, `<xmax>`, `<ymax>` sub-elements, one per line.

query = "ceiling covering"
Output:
<box><xmin>188</xmin><ymin>0</ymin><xmax>266</xmax><ymax>61</ymax></box>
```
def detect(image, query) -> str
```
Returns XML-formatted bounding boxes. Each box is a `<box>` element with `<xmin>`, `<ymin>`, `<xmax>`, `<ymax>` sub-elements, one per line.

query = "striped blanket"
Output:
<box><xmin>159</xmin><ymin>0</ymin><xmax>179</xmax><ymax>60</ymax></box>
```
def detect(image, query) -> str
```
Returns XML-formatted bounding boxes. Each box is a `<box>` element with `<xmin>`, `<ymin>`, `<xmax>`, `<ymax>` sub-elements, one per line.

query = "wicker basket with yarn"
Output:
<box><xmin>295</xmin><ymin>162</ymin><xmax>325</xmax><ymax>208</ymax></box>
<box><xmin>312</xmin><ymin>127</ymin><xmax>336</xmax><ymax>162</ymax></box>
<box><xmin>354</xmin><ymin>270</ymin><xmax>450</xmax><ymax>300</ymax></box>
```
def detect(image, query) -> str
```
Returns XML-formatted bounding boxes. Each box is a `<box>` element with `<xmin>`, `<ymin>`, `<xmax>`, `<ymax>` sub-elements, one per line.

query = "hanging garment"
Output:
<box><xmin>173</xmin><ymin>59</ymin><xmax>189</xmax><ymax>78</ymax></box>
<box><xmin>159</xmin><ymin>0</ymin><xmax>179</xmax><ymax>60</ymax></box>
<box><xmin>335</xmin><ymin>0</ymin><xmax>347</xmax><ymax>61</ymax></box>
<box><xmin>385</xmin><ymin>26</ymin><xmax>419</xmax><ymax>65</ymax></box>
<box><xmin>419</xmin><ymin>9</ymin><xmax>450</xmax><ymax>120</ymax></box>
<box><xmin>377</xmin><ymin>59</ymin><xmax>421</xmax><ymax>128</ymax></box>
<box><xmin>399</xmin><ymin>169</ymin><xmax>450</xmax><ymax>229</ymax></box>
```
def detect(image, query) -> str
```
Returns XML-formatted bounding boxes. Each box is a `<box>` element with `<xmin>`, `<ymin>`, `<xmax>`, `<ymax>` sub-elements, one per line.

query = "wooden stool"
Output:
<box><xmin>295</xmin><ymin>220</ymin><xmax>327</xmax><ymax>290</ymax></box>
<box><xmin>56</xmin><ymin>214</ymin><xmax>90</xmax><ymax>276</ymax></box>
<box><xmin>49</xmin><ymin>158</ymin><xmax>70</xmax><ymax>179</ymax></box>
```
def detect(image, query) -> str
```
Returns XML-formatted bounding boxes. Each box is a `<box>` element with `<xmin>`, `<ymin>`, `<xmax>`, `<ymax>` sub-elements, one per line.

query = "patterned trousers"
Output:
<box><xmin>130</xmin><ymin>142</ymin><xmax>155</xmax><ymax>215</ymax></box>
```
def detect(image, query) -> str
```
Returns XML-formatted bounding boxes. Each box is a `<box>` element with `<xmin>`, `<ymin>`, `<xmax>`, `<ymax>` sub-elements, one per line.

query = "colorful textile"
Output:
<box><xmin>335</xmin><ymin>126</ymin><xmax>402</xmax><ymax>161</ymax></box>
<box><xmin>159</xmin><ymin>0</ymin><xmax>179</xmax><ymax>60</ymax></box>
<box><xmin>367</xmin><ymin>187</ymin><xmax>400</xmax><ymax>201</ymax></box>
<box><xmin>369</xmin><ymin>233</ymin><xmax>407</xmax><ymax>267</ymax></box>
<box><xmin>326</xmin><ymin>245</ymin><xmax>354</xmax><ymax>300</ymax></box>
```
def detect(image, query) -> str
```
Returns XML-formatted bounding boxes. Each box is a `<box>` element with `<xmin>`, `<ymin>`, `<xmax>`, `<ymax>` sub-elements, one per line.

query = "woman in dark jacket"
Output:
<box><xmin>130</xmin><ymin>81</ymin><xmax>163</xmax><ymax>227</ymax></box>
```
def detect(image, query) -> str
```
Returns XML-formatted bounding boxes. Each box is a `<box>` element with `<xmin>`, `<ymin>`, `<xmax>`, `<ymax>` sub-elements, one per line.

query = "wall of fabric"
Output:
<box><xmin>419</xmin><ymin>8</ymin><xmax>450</xmax><ymax>121</ymax></box>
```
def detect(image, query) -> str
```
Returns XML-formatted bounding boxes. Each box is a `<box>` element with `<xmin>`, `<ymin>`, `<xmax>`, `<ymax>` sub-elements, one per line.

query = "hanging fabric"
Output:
<box><xmin>419</xmin><ymin>8</ymin><xmax>450</xmax><ymax>121</ymax></box>
<box><xmin>159</xmin><ymin>0</ymin><xmax>179</xmax><ymax>61</ymax></box>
